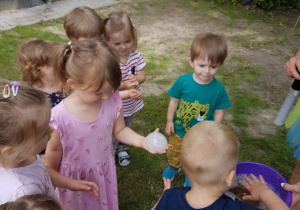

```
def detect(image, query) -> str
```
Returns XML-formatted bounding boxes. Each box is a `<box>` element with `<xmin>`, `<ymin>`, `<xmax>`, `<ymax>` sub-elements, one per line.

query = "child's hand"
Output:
<box><xmin>129</xmin><ymin>89</ymin><xmax>142</xmax><ymax>100</ymax></box>
<box><xmin>67</xmin><ymin>179</ymin><xmax>99</xmax><ymax>198</ymax></box>
<box><xmin>165</xmin><ymin>121</ymin><xmax>174</xmax><ymax>136</ymax></box>
<box><xmin>283</xmin><ymin>182</ymin><xmax>300</xmax><ymax>207</ymax></box>
<box><xmin>140</xmin><ymin>128</ymin><xmax>170</xmax><ymax>154</ymax></box>
<box><xmin>125</xmin><ymin>75</ymin><xmax>139</xmax><ymax>90</ymax></box>
<box><xmin>240</xmin><ymin>174</ymin><xmax>270</xmax><ymax>201</ymax></box>
<box><xmin>163</xmin><ymin>177</ymin><xmax>171</xmax><ymax>191</ymax></box>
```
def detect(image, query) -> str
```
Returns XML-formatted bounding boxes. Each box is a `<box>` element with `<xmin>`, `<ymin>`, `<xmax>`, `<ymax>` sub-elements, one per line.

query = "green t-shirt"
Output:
<box><xmin>168</xmin><ymin>73</ymin><xmax>231</xmax><ymax>138</ymax></box>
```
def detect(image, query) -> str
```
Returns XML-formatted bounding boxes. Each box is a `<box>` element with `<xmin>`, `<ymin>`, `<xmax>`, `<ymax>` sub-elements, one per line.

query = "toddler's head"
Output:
<box><xmin>104</xmin><ymin>11</ymin><xmax>138</xmax><ymax>52</ymax></box>
<box><xmin>181</xmin><ymin>121</ymin><xmax>239</xmax><ymax>192</ymax></box>
<box><xmin>190</xmin><ymin>33</ymin><xmax>227</xmax><ymax>65</ymax></box>
<box><xmin>0</xmin><ymin>79</ymin><xmax>52</xmax><ymax>167</ymax></box>
<box><xmin>64</xmin><ymin>6</ymin><xmax>105</xmax><ymax>41</ymax></box>
<box><xmin>0</xmin><ymin>194</ymin><xmax>62</xmax><ymax>210</ymax></box>
<box><xmin>52</xmin><ymin>39</ymin><xmax>121</xmax><ymax>94</ymax></box>
<box><xmin>18</xmin><ymin>38</ymin><xmax>55</xmax><ymax>87</ymax></box>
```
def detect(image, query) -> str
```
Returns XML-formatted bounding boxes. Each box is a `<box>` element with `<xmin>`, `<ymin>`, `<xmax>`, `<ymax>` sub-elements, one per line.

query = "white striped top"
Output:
<box><xmin>120</xmin><ymin>50</ymin><xmax>146</xmax><ymax>117</ymax></box>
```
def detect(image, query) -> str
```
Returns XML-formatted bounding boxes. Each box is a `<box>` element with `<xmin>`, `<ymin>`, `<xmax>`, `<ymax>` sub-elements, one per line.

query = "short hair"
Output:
<box><xmin>0</xmin><ymin>194</ymin><xmax>62</xmax><ymax>210</ymax></box>
<box><xmin>51</xmin><ymin>39</ymin><xmax>121</xmax><ymax>92</ymax></box>
<box><xmin>181</xmin><ymin>121</ymin><xmax>239</xmax><ymax>189</ymax></box>
<box><xmin>64</xmin><ymin>6</ymin><xmax>105</xmax><ymax>40</ymax></box>
<box><xmin>18</xmin><ymin>38</ymin><xmax>54</xmax><ymax>87</ymax></box>
<box><xmin>104</xmin><ymin>11</ymin><xmax>138</xmax><ymax>50</ymax></box>
<box><xmin>190</xmin><ymin>33</ymin><xmax>227</xmax><ymax>65</ymax></box>
<box><xmin>0</xmin><ymin>79</ymin><xmax>51</xmax><ymax>167</ymax></box>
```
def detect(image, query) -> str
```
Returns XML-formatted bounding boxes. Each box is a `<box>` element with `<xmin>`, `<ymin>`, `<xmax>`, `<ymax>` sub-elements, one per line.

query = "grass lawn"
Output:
<box><xmin>0</xmin><ymin>0</ymin><xmax>298</xmax><ymax>209</ymax></box>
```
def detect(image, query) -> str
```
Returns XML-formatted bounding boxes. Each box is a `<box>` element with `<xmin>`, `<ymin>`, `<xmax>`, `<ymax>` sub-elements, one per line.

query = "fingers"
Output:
<box><xmin>242</xmin><ymin>195</ymin><xmax>253</xmax><ymax>201</ymax></box>
<box><xmin>283</xmin><ymin>183</ymin><xmax>296</xmax><ymax>192</ymax></box>
<box><xmin>163</xmin><ymin>177</ymin><xmax>171</xmax><ymax>191</ymax></box>
<box><xmin>154</xmin><ymin>128</ymin><xmax>160</xmax><ymax>132</ymax></box>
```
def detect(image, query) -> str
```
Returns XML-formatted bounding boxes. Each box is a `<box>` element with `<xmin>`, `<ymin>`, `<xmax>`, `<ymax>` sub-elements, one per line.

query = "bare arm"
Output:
<box><xmin>285</xmin><ymin>48</ymin><xmax>300</xmax><ymax>80</ymax></box>
<box><xmin>151</xmin><ymin>178</ymin><xmax>171</xmax><ymax>210</ymax></box>
<box><xmin>214</xmin><ymin>109</ymin><xmax>224</xmax><ymax>123</ymax></box>
<box><xmin>44</xmin><ymin>129</ymin><xmax>62</xmax><ymax>171</ymax></box>
<box><xmin>165</xmin><ymin>97</ymin><xmax>180</xmax><ymax>136</ymax></box>
<box><xmin>118</xmin><ymin>89</ymin><xmax>142</xmax><ymax>100</ymax></box>
<box><xmin>240</xmin><ymin>174</ymin><xmax>289</xmax><ymax>210</ymax></box>
<box><xmin>136</xmin><ymin>68</ymin><xmax>146</xmax><ymax>85</ymax></box>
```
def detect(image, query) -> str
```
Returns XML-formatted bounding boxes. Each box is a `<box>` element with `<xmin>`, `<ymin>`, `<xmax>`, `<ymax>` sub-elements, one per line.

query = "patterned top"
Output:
<box><xmin>120</xmin><ymin>50</ymin><xmax>146</xmax><ymax>117</ymax></box>
<box><xmin>0</xmin><ymin>156</ymin><xmax>56</xmax><ymax>204</ymax></box>
<box><xmin>45</xmin><ymin>91</ymin><xmax>66</xmax><ymax>107</ymax></box>
<box><xmin>49</xmin><ymin>91</ymin><xmax>122</xmax><ymax>210</ymax></box>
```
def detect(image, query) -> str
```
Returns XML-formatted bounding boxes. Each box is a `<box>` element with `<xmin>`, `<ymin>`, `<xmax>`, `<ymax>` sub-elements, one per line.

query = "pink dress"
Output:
<box><xmin>50</xmin><ymin>91</ymin><xmax>121</xmax><ymax>210</ymax></box>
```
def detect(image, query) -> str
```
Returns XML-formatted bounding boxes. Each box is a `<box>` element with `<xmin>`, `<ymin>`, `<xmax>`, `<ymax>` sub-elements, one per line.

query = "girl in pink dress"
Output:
<box><xmin>45</xmin><ymin>39</ymin><xmax>161</xmax><ymax>210</ymax></box>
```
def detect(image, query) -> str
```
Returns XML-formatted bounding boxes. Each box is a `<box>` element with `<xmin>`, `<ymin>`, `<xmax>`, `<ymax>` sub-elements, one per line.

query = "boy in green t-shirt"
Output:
<box><xmin>163</xmin><ymin>33</ymin><xmax>232</xmax><ymax>186</ymax></box>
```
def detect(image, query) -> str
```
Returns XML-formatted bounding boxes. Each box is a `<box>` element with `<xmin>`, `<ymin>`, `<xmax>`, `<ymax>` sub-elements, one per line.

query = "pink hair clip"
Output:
<box><xmin>9</xmin><ymin>81</ymin><xmax>21</xmax><ymax>96</ymax></box>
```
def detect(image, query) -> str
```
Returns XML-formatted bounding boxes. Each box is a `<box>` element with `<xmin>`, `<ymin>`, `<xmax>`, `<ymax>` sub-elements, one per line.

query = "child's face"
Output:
<box><xmin>75</xmin><ymin>81</ymin><xmax>115</xmax><ymax>105</ymax></box>
<box><xmin>189</xmin><ymin>57</ymin><xmax>221</xmax><ymax>84</ymax></box>
<box><xmin>108</xmin><ymin>30</ymin><xmax>133</xmax><ymax>58</ymax></box>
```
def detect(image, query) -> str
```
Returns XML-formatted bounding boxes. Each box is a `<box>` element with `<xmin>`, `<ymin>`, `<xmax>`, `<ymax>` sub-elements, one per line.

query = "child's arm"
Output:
<box><xmin>113</xmin><ymin>108</ymin><xmax>167</xmax><ymax>153</ymax></box>
<box><xmin>118</xmin><ymin>80</ymin><xmax>138</xmax><ymax>90</ymax></box>
<box><xmin>118</xmin><ymin>89</ymin><xmax>142</xmax><ymax>100</ymax></box>
<box><xmin>45</xmin><ymin>129</ymin><xmax>99</xmax><ymax>197</ymax></box>
<box><xmin>240</xmin><ymin>174</ymin><xmax>289</xmax><ymax>210</ymax></box>
<box><xmin>282</xmin><ymin>182</ymin><xmax>300</xmax><ymax>207</ymax></box>
<box><xmin>135</xmin><ymin>68</ymin><xmax>146</xmax><ymax>85</ymax></box>
<box><xmin>214</xmin><ymin>109</ymin><xmax>224</xmax><ymax>123</ymax></box>
<box><xmin>151</xmin><ymin>177</ymin><xmax>171</xmax><ymax>210</ymax></box>
<box><xmin>165</xmin><ymin>97</ymin><xmax>180</xmax><ymax>136</ymax></box>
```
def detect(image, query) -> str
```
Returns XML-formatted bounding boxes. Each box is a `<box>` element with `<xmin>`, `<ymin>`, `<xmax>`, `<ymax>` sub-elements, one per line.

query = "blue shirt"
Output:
<box><xmin>155</xmin><ymin>187</ymin><xmax>260</xmax><ymax>210</ymax></box>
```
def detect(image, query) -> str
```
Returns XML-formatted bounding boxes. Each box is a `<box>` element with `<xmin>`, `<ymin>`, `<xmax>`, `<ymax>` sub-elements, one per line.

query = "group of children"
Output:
<box><xmin>0</xmin><ymin>5</ymin><xmax>295</xmax><ymax>210</ymax></box>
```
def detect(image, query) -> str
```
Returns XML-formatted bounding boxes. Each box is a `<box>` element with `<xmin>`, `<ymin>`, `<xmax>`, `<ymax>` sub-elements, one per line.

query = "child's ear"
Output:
<box><xmin>67</xmin><ymin>78</ymin><xmax>76</xmax><ymax>89</ymax></box>
<box><xmin>0</xmin><ymin>146</ymin><xmax>13</xmax><ymax>156</ymax></box>
<box><xmin>188</xmin><ymin>58</ymin><xmax>194</xmax><ymax>68</ymax></box>
<box><xmin>225</xmin><ymin>169</ymin><xmax>236</xmax><ymax>188</ymax></box>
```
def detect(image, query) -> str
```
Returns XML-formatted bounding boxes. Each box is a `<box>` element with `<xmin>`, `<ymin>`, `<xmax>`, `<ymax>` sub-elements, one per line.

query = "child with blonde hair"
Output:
<box><xmin>64</xmin><ymin>6</ymin><xmax>105</xmax><ymax>42</ymax></box>
<box><xmin>0</xmin><ymin>194</ymin><xmax>62</xmax><ymax>210</ymax></box>
<box><xmin>154</xmin><ymin>121</ymin><xmax>289</xmax><ymax>210</ymax></box>
<box><xmin>163</xmin><ymin>33</ymin><xmax>231</xmax><ymax>185</ymax></box>
<box><xmin>104</xmin><ymin>10</ymin><xmax>145</xmax><ymax>166</ymax></box>
<box><xmin>18</xmin><ymin>38</ymin><xmax>67</xmax><ymax>108</ymax></box>
<box><xmin>45</xmin><ymin>39</ymin><xmax>162</xmax><ymax>210</ymax></box>
<box><xmin>0</xmin><ymin>79</ymin><xmax>99</xmax><ymax>205</ymax></box>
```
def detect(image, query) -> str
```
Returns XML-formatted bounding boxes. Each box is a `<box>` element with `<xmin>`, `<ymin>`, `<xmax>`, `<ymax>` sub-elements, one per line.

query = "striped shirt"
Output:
<box><xmin>120</xmin><ymin>50</ymin><xmax>146</xmax><ymax>117</ymax></box>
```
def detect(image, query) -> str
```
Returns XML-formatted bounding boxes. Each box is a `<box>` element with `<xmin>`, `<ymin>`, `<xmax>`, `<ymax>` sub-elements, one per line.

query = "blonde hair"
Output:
<box><xmin>0</xmin><ymin>194</ymin><xmax>62</xmax><ymax>210</ymax></box>
<box><xmin>0</xmin><ymin>79</ymin><xmax>51</xmax><ymax>167</ymax></box>
<box><xmin>104</xmin><ymin>11</ymin><xmax>138</xmax><ymax>50</ymax></box>
<box><xmin>190</xmin><ymin>33</ymin><xmax>227</xmax><ymax>65</ymax></box>
<box><xmin>52</xmin><ymin>39</ymin><xmax>121</xmax><ymax>92</ymax></box>
<box><xmin>18</xmin><ymin>38</ymin><xmax>54</xmax><ymax>87</ymax></box>
<box><xmin>64</xmin><ymin>6</ymin><xmax>105</xmax><ymax>41</ymax></box>
<box><xmin>181</xmin><ymin>121</ymin><xmax>239</xmax><ymax>189</ymax></box>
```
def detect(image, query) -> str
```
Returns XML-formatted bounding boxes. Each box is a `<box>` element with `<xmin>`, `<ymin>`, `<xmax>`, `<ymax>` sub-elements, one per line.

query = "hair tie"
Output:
<box><xmin>64</xmin><ymin>45</ymin><xmax>72</xmax><ymax>57</ymax></box>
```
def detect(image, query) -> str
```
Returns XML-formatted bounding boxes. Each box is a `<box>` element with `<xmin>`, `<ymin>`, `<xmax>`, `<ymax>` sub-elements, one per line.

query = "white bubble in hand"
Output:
<box><xmin>146</xmin><ymin>132</ymin><xmax>168</xmax><ymax>153</ymax></box>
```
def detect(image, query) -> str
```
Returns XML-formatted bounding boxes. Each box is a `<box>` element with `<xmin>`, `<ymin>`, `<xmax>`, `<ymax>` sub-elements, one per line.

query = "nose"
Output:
<box><xmin>204</xmin><ymin>66</ymin><xmax>210</xmax><ymax>74</ymax></box>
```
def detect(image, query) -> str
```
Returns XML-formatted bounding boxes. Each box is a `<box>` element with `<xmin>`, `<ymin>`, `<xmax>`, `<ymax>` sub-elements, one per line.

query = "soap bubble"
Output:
<box><xmin>146</xmin><ymin>132</ymin><xmax>168</xmax><ymax>153</ymax></box>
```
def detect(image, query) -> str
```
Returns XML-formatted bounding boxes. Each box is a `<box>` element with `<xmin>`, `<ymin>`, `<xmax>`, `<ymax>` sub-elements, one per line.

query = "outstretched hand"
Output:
<box><xmin>68</xmin><ymin>179</ymin><xmax>99</xmax><ymax>198</ymax></box>
<box><xmin>283</xmin><ymin>182</ymin><xmax>300</xmax><ymax>207</ymax></box>
<box><xmin>163</xmin><ymin>177</ymin><xmax>171</xmax><ymax>191</ymax></box>
<box><xmin>284</xmin><ymin>49</ymin><xmax>300</xmax><ymax>80</ymax></box>
<box><xmin>239</xmin><ymin>174</ymin><xmax>270</xmax><ymax>201</ymax></box>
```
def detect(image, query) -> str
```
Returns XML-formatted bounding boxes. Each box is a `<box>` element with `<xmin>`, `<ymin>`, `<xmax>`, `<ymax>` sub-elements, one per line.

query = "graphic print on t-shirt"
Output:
<box><xmin>175</xmin><ymin>99</ymin><xmax>209</xmax><ymax>131</ymax></box>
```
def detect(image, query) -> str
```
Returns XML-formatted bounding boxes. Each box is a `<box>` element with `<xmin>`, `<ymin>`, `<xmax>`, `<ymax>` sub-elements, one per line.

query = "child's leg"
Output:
<box><xmin>116</xmin><ymin>115</ymin><xmax>134</xmax><ymax>166</ymax></box>
<box><xmin>162</xmin><ymin>133</ymin><xmax>182</xmax><ymax>180</ymax></box>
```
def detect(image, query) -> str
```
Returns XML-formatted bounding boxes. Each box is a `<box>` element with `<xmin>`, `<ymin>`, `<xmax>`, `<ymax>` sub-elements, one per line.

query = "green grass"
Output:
<box><xmin>0</xmin><ymin>0</ymin><xmax>297</xmax><ymax>209</ymax></box>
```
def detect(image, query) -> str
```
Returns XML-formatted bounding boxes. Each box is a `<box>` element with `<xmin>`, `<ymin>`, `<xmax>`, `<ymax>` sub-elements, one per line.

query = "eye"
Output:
<box><xmin>199</xmin><ymin>65</ymin><xmax>205</xmax><ymax>68</ymax></box>
<box><xmin>211</xmin><ymin>65</ymin><xmax>218</xmax><ymax>69</ymax></box>
<box><xmin>114</xmin><ymin>43</ymin><xmax>120</xmax><ymax>46</ymax></box>
<box><xmin>125</xmin><ymin>40</ymin><xmax>131</xmax><ymax>43</ymax></box>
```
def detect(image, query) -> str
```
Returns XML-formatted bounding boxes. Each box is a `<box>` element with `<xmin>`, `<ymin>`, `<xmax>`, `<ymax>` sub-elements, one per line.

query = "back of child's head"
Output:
<box><xmin>64</xmin><ymin>6</ymin><xmax>104</xmax><ymax>41</ymax></box>
<box><xmin>104</xmin><ymin>10</ymin><xmax>138</xmax><ymax>50</ymax></box>
<box><xmin>52</xmin><ymin>39</ymin><xmax>121</xmax><ymax>92</ymax></box>
<box><xmin>0</xmin><ymin>194</ymin><xmax>62</xmax><ymax>210</ymax></box>
<box><xmin>0</xmin><ymin>79</ymin><xmax>51</xmax><ymax>166</ymax></box>
<box><xmin>181</xmin><ymin>121</ymin><xmax>239</xmax><ymax>190</ymax></box>
<box><xmin>190</xmin><ymin>33</ymin><xmax>227</xmax><ymax>65</ymax></box>
<box><xmin>18</xmin><ymin>38</ymin><xmax>54</xmax><ymax>86</ymax></box>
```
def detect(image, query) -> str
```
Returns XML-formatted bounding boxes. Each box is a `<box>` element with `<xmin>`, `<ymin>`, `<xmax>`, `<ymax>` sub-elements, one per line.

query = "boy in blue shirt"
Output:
<box><xmin>163</xmin><ymin>33</ymin><xmax>231</xmax><ymax>185</ymax></box>
<box><xmin>154</xmin><ymin>121</ymin><xmax>289</xmax><ymax>210</ymax></box>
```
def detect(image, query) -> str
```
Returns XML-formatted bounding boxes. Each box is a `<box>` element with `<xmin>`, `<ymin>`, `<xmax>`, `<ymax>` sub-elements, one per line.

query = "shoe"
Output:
<box><xmin>162</xmin><ymin>167</ymin><xmax>181</xmax><ymax>181</ymax></box>
<box><xmin>117</xmin><ymin>144</ymin><xmax>130</xmax><ymax>167</ymax></box>
<box><xmin>184</xmin><ymin>176</ymin><xmax>191</xmax><ymax>187</ymax></box>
